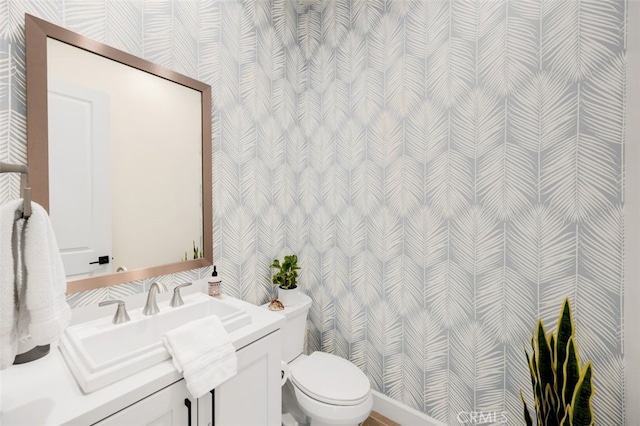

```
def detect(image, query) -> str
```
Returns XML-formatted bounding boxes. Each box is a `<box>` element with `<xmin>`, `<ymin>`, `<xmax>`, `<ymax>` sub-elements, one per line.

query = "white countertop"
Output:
<box><xmin>0</xmin><ymin>284</ymin><xmax>285</xmax><ymax>426</ymax></box>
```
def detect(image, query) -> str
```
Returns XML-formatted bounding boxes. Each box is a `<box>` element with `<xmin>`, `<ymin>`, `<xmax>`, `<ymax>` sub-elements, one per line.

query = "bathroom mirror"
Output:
<box><xmin>25</xmin><ymin>14</ymin><xmax>212</xmax><ymax>294</ymax></box>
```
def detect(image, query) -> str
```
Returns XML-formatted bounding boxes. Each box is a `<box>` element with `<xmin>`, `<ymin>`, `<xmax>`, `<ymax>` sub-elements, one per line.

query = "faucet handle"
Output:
<box><xmin>99</xmin><ymin>299</ymin><xmax>130</xmax><ymax>324</ymax></box>
<box><xmin>170</xmin><ymin>282</ymin><xmax>192</xmax><ymax>307</ymax></box>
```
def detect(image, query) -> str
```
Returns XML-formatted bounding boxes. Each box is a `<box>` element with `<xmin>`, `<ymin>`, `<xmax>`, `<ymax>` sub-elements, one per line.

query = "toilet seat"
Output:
<box><xmin>289</xmin><ymin>352</ymin><xmax>370</xmax><ymax>406</ymax></box>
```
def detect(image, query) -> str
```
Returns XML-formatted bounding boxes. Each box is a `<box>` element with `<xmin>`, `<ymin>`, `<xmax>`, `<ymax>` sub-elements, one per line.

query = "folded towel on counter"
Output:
<box><xmin>22</xmin><ymin>202</ymin><xmax>71</xmax><ymax>346</ymax></box>
<box><xmin>0</xmin><ymin>200</ymin><xmax>23</xmax><ymax>369</ymax></box>
<box><xmin>162</xmin><ymin>315</ymin><xmax>237</xmax><ymax>398</ymax></box>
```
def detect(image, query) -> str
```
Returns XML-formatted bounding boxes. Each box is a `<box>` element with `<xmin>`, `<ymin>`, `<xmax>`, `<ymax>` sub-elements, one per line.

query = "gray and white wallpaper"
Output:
<box><xmin>296</xmin><ymin>1</ymin><xmax>627</xmax><ymax>424</ymax></box>
<box><xmin>0</xmin><ymin>0</ymin><xmax>627</xmax><ymax>424</ymax></box>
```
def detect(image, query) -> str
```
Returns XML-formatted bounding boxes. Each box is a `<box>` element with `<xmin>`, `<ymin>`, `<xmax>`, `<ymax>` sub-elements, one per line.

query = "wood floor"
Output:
<box><xmin>362</xmin><ymin>411</ymin><xmax>401</xmax><ymax>426</ymax></box>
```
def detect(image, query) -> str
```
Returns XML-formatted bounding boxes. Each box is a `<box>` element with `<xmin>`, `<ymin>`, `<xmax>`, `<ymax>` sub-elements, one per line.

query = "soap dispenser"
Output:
<box><xmin>208</xmin><ymin>265</ymin><xmax>222</xmax><ymax>297</ymax></box>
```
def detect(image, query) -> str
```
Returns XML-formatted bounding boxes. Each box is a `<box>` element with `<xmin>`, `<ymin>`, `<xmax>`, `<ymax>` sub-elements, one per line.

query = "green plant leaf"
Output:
<box><xmin>530</xmin><ymin>346</ymin><xmax>543</xmax><ymax>417</ymax></box>
<box><xmin>526</xmin><ymin>351</ymin><xmax>536</xmax><ymax>389</ymax></box>
<box><xmin>536</xmin><ymin>320</ymin><xmax>555</xmax><ymax>417</ymax></box>
<box><xmin>549</xmin><ymin>331</ymin><xmax>562</xmax><ymax>422</ymax></box>
<box><xmin>570</xmin><ymin>362</ymin><xmax>594</xmax><ymax>426</ymax></box>
<box><xmin>563</xmin><ymin>337</ymin><xmax>581</xmax><ymax>410</ymax></box>
<box><xmin>544</xmin><ymin>383</ymin><xmax>559</xmax><ymax>424</ymax></box>
<box><xmin>543</xmin><ymin>388</ymin><xmax>552</xmax><ymax>426</ymax></box>
<box><xmin>521</xmin><ymin>390</ymin><xmax>533</xmax><ymax>426</ymax></box>
<box><xmin>556</xmin><ymin>298</ymin><xmax>574</xmax><ymax>409</ymax></box>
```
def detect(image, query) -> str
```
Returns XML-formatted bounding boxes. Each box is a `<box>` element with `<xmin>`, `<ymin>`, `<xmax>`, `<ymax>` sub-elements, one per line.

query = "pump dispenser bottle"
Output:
<box><xmin>208</xmin><ymin>266</ymin><xmax>222</xmax><ymax>297</ymax></box>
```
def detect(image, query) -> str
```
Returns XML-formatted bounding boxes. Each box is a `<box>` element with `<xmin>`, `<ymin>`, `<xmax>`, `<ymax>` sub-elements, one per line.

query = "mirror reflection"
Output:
<box><xmin>47</xmin><ymin>38</ymin><xmax>203</xmax><ymax>280</ymax></box>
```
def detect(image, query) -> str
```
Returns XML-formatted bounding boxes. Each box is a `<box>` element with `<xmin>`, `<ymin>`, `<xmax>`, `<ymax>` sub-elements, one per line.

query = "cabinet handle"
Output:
<box><xmin>210</xmin><ymin>389</ymin><xmax>215</xmax><ymax>425</ymax></box>
<box><xmin>184</xmin><ymin>398</ymin><xmax>192</xmax><ymax>426</ymax></box>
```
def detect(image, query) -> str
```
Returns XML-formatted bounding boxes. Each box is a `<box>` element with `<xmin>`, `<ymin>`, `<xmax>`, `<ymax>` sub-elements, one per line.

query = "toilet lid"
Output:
<box><xmin>289</xmin><ymin>352</ymin><xmax>370</xmax><ymax>406</ymax></box>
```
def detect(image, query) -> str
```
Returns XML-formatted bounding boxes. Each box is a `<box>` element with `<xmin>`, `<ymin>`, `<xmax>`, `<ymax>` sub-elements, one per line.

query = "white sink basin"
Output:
<box><xmin>59</xmin><ymin>293</ymin><xmax>251</xmax><ymax>393</ymax></box>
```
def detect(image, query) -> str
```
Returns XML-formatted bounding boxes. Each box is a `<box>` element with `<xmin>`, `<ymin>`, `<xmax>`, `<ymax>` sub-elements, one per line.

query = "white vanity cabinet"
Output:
<box><xmin>202</xmin><ymin>329</ymin><xmax>282</xmax><ymax>426</ymax></box>
<box><xmin>95</xmin><ymin>330</ymin><xmax>282</xmax><ymax>426</ymax></box>
<box><xmin>94</xmin><ymin>380</ymin><xmax>193</xmax><ymax>426</ymax></box>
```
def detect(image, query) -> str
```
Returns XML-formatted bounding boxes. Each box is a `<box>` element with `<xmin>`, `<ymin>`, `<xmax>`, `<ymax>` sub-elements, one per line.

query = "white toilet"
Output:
<box><xmin>273</xmin><ymin>293</ymin><xmax>373</xmax><ymax>426</ymax></box>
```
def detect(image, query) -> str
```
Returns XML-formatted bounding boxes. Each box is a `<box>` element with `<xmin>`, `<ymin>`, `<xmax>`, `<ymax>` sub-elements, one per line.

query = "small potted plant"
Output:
<box><xmin>270</xmin><ymin>254</ymin><xmax>301</xmax><ymax>306</ymax></box>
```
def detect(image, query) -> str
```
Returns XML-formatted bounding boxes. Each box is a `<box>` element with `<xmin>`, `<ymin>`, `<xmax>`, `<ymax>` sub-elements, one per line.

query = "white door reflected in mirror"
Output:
<box><xmin>49</xmin><ymin>79</ymin><xmax>112</xmax><ymax>279</ymax></box>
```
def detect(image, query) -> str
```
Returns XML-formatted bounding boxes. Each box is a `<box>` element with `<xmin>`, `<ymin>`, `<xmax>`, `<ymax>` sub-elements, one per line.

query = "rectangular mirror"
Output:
<box><xmin>25</xmin><ymin>14</ymin><xmax>213</xmax><ymax>294</ymax></box>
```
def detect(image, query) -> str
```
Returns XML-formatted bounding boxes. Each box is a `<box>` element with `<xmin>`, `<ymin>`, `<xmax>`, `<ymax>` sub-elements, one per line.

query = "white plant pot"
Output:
<box><xmin>278</xmin><ymin>287</ymin><xmax>300</xmax><ymax>307</ymax></box>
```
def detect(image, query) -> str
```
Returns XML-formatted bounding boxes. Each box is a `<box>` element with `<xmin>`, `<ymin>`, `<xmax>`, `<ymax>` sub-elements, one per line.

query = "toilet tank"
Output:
<box><xmin>279</xmin><ymin>293</ymin><xmax>312</xmax><ymax>363</ymax></box>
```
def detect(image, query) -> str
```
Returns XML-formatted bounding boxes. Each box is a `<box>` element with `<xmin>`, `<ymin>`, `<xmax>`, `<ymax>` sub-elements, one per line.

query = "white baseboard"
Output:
<box><xmin>371</xmin><ymin>390</ymin><xmax>447</xmax><ymax>426</ymax></box>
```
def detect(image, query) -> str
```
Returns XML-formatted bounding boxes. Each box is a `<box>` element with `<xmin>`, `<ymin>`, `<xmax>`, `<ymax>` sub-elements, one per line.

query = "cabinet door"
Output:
<box><xmin>199</xmin><ymin>330</ymin><xmax>281</xmax><ymax>426</ymax></box>
<box><xmin>95</xmin><ymin>380</ymin><xmax>194</xmax><ymax>426</ymax></box>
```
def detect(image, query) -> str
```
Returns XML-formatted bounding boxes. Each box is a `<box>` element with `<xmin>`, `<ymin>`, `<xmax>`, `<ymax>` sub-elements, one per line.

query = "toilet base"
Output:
<box><xmin>282</xmin><ymin>413</ymin><xmax>300</xmax><ymax>426</ymax></box>
<box><xmin>292</xmin><ymin>383</ymin><xmax>373</xmax><ymax>426</ymax></box>
<box><xmin>283</xmin><ymin>380</ymin><xmax>310</xmax><ymax>425</ymax></box>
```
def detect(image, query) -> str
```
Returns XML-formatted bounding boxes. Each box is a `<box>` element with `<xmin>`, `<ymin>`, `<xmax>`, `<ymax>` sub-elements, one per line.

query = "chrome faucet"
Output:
<box><xmin>143</xmin><ymin>282</ymin><xmax>166</xmax><ymax>316</ymax></box>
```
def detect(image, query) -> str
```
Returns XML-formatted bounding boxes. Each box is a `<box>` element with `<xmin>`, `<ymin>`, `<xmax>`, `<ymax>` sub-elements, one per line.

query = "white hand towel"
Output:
<box><xmin>0</xmin><ymin>199</ymin><xmax>23</xmax><ymax>369</ymax></box>
<box><xmin>162</xmin><ymin>315</ymin><xmax>237</xmax><ymax>398</ymax></box>
<box><xmin>22</xmin><ymin>202</ymin><xmax>71</xmax><ymax>345</ymax></box>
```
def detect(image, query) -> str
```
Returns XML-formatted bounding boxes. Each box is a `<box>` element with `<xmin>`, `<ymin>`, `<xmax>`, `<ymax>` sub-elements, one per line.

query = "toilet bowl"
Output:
<box><xmin>265</xmin><ymin>293</ymin><xmax>372</xmax><ymax>426</ymax></box>
<box><xmin>289</xmin><ymin>352</ymin><xmax>373</xmax><ymax>426</ymax></box>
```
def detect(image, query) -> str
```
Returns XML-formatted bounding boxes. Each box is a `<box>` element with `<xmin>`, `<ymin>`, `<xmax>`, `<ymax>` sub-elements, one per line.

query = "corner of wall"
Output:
<box><xmin>625</xmin><ymin>1</ymin><xmax>640</xmax><ymax>423</ymax></box>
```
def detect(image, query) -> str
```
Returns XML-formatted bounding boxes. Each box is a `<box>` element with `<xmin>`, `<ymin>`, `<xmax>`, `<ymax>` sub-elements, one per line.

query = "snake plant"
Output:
<box><xmin>521</xmin><ymin>298</ymin><xmax>594</xmax><ymax>426</ymax></box>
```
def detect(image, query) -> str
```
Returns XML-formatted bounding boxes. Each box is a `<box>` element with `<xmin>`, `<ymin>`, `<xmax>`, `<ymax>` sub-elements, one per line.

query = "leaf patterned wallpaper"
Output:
<box><xmin>0</xmin><ymin>0</ymin><xmax>627</xmax><ymax>424</ymax></box>
<box><xmin>296</xmin><ymin>1</ymin><xmax>626</xmax><ymax>424</ymax></box>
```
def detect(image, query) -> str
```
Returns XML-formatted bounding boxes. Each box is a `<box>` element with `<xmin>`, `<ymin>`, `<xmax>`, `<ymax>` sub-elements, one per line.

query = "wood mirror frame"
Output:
<box><xmin>25</xmin><ymin>14</ymin><xmax>213</xmax><ymax>294</ymax></box>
